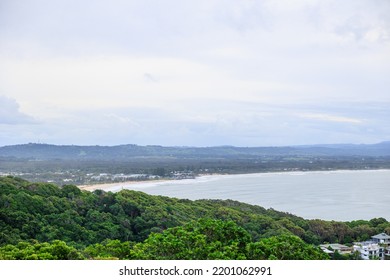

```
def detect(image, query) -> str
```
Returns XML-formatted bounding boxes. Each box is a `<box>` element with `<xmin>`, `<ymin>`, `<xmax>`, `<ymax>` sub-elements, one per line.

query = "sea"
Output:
<box><xmin>94</xmin><ymin>169</ymin><xmax>390</xmax><ymax>221</ymax></box>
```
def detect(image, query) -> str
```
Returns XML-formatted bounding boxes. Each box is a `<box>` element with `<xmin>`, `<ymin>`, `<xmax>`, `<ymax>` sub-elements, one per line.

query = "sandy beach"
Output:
<box><xmin>77</xmin><ymin>179</ymin><xmax>173</xmax><ymax>192</ymax></box>
<box><xmin>77</xmin><ymin>173</ymin><xmax>222</xmax><ymax>192</ymax></box>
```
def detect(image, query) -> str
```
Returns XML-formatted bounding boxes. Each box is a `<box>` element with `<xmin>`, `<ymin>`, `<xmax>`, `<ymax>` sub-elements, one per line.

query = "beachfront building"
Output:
<box><xmin>371</xmin><ymin>233</ymin><xmax>390</xmax><ymax>245</ymax></box>
<box><xmin>352</xmin><ymin>233</ymin><xmax>390</xmax><ymax>260</ymax></box>
<box><xmin>353</xmin><ymin>241</ymin><xmax>385</xmax><ymax>260</ymax></box>
<box><xmin>320</xmin><ymin>233</ymin><xmax>390</xmax><ymax>260</ymax></box>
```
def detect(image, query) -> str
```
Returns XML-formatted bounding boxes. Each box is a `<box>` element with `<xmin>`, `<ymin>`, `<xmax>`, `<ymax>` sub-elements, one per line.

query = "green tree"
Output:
<box><xmin>130</xmin><ymin>219</ymin><xmax>250</xmax><ymax>260</ymax></box>
<box><xmin>84</xmin><ymin>239</ymin><xmax>134</xmax><ymax>259</ymax></box>
<box><xmin>0</xmin><ymin>240</ymin><xmax>84</xmax><ymax>260</ymax></box>
<box><xmin>247</xmin><ymin>235</ymin><xmax>329</xmax><ymax>260</ymax></box>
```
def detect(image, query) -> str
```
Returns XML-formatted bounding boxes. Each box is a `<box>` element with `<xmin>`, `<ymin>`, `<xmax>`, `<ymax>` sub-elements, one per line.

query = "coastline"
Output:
<box><xmin>77</xmin><ymin>169</ymin><xmax>390</xmax><ymax>192</ymax></box>
<box><xmin>78</xmin><ymin>179</ymin><xmax>172</xmax><ymax>192</ymax></box>
<box><xmin>75</xmin><ymin>169</ymin><xmax>390</xmax><ymax>220</ymax></box>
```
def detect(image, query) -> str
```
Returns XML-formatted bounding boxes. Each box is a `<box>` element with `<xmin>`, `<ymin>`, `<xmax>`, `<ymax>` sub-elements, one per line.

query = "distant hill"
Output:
<box><xmin>0</xmin><ymin>142</ymin><xmax>389</xmax><ymax>160</ymax></box>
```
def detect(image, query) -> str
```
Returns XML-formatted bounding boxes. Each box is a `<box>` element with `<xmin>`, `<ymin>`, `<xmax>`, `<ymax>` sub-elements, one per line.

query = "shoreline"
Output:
<box><xmin>78</xmin><ymin>179</ymin><xmax>172</xmax><ymax>191</ymax></box>
<box><xmin>77</xmin><ymin>168</ymin><xmax>390</xmax><ymax>192</ymax></box>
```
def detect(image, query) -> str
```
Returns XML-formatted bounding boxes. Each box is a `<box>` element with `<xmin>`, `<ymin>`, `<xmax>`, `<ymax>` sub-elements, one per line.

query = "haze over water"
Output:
<box><xmin>99</xmin><ymin>170</ymin><xmax>390</xmax><ymax>221</ymax></box>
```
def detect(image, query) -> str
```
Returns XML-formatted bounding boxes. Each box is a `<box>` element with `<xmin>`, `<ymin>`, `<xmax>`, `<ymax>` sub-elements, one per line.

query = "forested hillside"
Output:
<box><xmin>1</xmin><ymin>142</ymin><xmax>390</xmax><ymax>160</ymax></box>
<box><xmin>1</xmin><ymin>176</ymin><xmax>389</xmax><ymax>260</ymax></box>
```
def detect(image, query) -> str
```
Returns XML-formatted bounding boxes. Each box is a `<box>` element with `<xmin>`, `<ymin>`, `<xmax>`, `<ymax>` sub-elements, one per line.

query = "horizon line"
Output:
<box><xmin>1</xmin><ymin>141</ymin><xmax>389</xmax><ymax>149</ymax></box>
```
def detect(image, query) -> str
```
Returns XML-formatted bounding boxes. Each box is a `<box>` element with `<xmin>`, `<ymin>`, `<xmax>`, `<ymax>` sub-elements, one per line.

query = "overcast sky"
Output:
<box><xmin>0</xmin><ymin>0</ymin><xmax>389</xmax><ymax>147</ymax></box>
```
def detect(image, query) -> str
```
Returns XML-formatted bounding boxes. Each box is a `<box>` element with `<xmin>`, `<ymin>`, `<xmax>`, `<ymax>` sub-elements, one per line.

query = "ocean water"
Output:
<box><xmin>101</xmin><ymin>170</ymin><xmax>390</xmax><ymax>221</ymax></box>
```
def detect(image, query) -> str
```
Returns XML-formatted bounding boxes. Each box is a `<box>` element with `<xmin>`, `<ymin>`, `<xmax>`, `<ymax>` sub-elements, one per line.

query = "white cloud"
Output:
<box><xmin>0</xmin><ymin>95</ymin><xmax>37</xmax><ymax>124</ymax></box>
<box><xmin>0</xmin><ymin>0</ymin><xmax>389</xmax><ymax>146</ymax></box>
<box><xmin>299</xmin><ymin>113</ymin><xmax>363</xmax><ymax>124</ymax></box>
<box><xmin>104</xmin><ymin>113</ymin><xmax>141</xmax><ymax>127</ymax></box>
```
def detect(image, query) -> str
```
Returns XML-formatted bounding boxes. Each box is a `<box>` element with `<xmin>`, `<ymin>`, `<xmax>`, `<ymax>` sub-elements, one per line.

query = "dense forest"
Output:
<box><xmin>1</xmin><ymin>176</ymin><xmax>389</xmax><ymax>260</ymax></box>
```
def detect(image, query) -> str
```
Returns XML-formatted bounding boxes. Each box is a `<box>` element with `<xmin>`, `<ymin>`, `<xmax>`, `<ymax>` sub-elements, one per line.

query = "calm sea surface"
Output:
<box><xmin>101</xmin><ymin>170</ymin><xmax>390</xmax><ymax>221</ymax></box>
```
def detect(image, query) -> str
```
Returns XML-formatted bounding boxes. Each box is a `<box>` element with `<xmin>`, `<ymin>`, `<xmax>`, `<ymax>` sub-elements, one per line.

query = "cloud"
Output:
<box><xmin>0</xmin><ymin>0</ymin><xmax>389</xmax><ymax>146</ymax></box>
<box><xmin>299</xmin><ymin>113</ymin><xmax>363</xmax><ymax>124</ymax></box>
<box><xmin>0</xmin><ymin>100</ymin><xmax>387</xmax><ymax>147</ymax></box>
<box><xmin>0</xmin><ymin>95</ymin><xmax>37</xmax><ymax>124</ymax></box>
<box><xmin>104</xmin><ymin>113</ymin><xmax>141</xmax><ymax>127</ymax></box>
<box><xmin>143</xmin><ymin>73</ymin><xmax>158</xmax><ymax>83</ymax></box>
<box><xmin>329</xmin><ymin>0</ymin><xmax>390</xmax><ymax>44</ymax></box>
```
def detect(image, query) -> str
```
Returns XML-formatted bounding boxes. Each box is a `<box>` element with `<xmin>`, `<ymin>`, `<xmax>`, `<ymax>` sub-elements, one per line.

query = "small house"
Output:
<box><xmin>371</xmin><ymin>233</ymin><xmax>390</xmax><ymax>245</ymax></box>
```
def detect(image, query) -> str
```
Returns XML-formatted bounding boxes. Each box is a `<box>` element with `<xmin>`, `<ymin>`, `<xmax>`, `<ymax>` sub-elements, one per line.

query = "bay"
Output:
<box><xmin>94</xmin><ymin>170</ymin><xmax>390</xmax><ymax>221</ymax></box>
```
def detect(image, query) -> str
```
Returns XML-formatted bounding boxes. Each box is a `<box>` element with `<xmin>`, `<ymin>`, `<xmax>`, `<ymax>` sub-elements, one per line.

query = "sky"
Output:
<box><xmin>0</xmin><ymin>0</ymin><xmax>389</xmax><ymax>147</ymax></box>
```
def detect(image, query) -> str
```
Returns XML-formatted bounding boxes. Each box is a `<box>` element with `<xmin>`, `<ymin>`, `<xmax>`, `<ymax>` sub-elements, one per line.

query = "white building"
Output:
<box><xmin>352</xmin><ymin>233</ymin><xmax>390</xmax><ymax>260</ymax></box>
<box><xmin>371</xmin><ymin>233</ymin><xmax>390</xmax><ymax>245</ymax></box>
<box><xmin>353</xmin><ymin>241</ymin><xmax>385</xmax><ymax>260</ymax></box>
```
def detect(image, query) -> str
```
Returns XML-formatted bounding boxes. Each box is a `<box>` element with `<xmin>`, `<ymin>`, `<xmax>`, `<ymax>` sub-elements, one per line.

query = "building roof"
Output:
<box><xmin>371</xmin><ymin>233</ymin><xmax>390</xmax><ymax>240</ymax></box>
<box><xmin>321</xmin><ymin>248</ymin><xmax>333</xmax><ymax>254</ymax></box>
<box><xmin>320</xmin><ymin>243</ymin><xmax>352</xmax><ymax>253</ymax></box>
<box><xmin>328</xmin><ymin>244</ymin><xmax>351</xmax><ymax>250</ymax></box>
